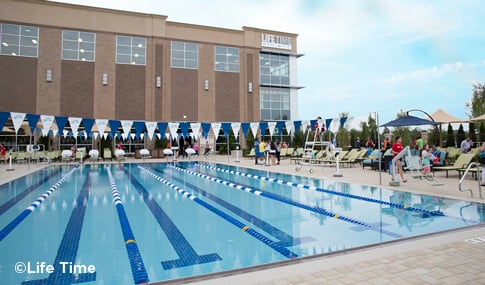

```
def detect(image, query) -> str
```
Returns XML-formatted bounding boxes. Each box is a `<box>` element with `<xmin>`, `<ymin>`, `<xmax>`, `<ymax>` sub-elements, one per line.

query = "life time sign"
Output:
<box><xmin>261</xmin><ymin>33</ymin><xmax>292</xmax><ymax>50</ymax></box>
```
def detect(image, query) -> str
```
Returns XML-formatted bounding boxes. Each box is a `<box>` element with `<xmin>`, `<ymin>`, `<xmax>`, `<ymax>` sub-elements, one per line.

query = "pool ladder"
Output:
<box><xmin>458</xmin><ymin>162</ymin><xmax>483</xmax><ymax>197</ymax></box>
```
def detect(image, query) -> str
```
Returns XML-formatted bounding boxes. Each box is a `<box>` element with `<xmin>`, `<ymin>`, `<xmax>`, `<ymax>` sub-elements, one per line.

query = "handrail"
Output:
<box><xmin>458</xmin><ymin>162</ymin><xmax>482</xmax><ymax>197</ymax></box>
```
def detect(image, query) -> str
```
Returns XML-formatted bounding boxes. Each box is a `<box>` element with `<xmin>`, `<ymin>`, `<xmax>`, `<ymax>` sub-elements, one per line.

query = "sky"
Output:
<box><xmin>52</xmin><ymin>0</ymin><xmax>485</xmax><ymax>125</ymax></box>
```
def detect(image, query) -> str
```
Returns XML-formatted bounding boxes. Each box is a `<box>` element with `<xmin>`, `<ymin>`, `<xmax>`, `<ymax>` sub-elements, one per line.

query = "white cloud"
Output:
<box><xmin>483</xmin><ymin>60</ymin><xmax>485</xmax><ymax>66</ymax></box>
<box><xmin>383</xmin><ymin>62</ymin><xmax>464</xmax><ymax>84</ymax></box>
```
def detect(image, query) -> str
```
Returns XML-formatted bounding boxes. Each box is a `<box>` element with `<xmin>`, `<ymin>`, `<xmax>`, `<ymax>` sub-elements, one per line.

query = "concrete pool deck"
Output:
<box><xmin>1</xmin><ymin>154</ymin><xmax>484</xmax><ymax>284</ymax></box>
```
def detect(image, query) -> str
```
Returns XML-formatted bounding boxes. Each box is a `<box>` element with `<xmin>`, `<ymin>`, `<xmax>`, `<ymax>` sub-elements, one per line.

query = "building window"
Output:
<box><xmin>0</xmin><ymin>23</ymin><xmax>38</xmax><ymax>57</ymax></box>
<box><xmin>62</xmin><ymin>30</ymin><xmax>95</xmax><ymax>61</ymax></box>
<box><xmin>215</xmin><ymin>46</ymin><xmax>239</xmax><ymax>72</ymax></box>
<box><xmin>260</xmin><ymin>52</ymin><xmax>289</xmax><ymax>86</ymax></box>
<box><xmin>260</xmin><ymin>87</ymin><xmax>290</xmax><ymax>121</ymax></box>
<box><xmin>171</xmin><ymin>41</ymin><xmax>198</xmax><ymax>69</ymax></box>
<box><xmin>116</xmin><ymin>35</ymin><xmax>146</xmax><ymax>65</ymax></box>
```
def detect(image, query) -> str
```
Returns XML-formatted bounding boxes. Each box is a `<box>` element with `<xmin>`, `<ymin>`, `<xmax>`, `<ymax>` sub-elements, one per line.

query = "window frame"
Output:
<box><xmin>0</xmin><ymin>23</ymin><xmax>39</xmax><ymax>58</ymax></box>
<box><xmin>61</xmin><ymin>30</ymin><xmax>96</xmax><ymax>62</ymax></box>
<box><xmin>215</xmin><ymin>45</ymin><xmax>239</xmax><ymax>72</ymax></box>
<box><xmin>171</xmin><ymin>41</ymin><xmax>198</xmax><ymax>69</ymax></box>
<box><xmin>116</xmin><ymin>35</ymin><xmax>146</xmax><ymax>65</ymax></box>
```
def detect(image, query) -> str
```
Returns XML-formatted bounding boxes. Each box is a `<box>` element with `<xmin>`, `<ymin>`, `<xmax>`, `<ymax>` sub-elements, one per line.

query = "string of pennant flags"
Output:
<box><xmin>0</xmin><ymin>111</ymin><xmax>356</xmax><ymax>141</ymax></box>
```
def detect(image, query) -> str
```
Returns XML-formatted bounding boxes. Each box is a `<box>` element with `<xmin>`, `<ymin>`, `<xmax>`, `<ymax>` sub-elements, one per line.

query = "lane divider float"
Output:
<box><xmin>169</xmin><ymin>164</ymin><xmax>402</xmax><ymax>239</ymax></box>
<box><xmin>137</xmin><ymin>165</ymin><xmax>298</xmax><ymax>259</ymax></box>
<box><xmin>0</xmin><ymin>165</ymin><xmax>79</xmax><ymax>241</ymax></box>
<box><xmin>107</xmin><ymin>166</ymin><xmax>149</xmax><ymax>284</ymax></box>
<box><xmin>195</xmin><ymin>163</ymin><xmax>444</xmax><ymax>217</ymax></box>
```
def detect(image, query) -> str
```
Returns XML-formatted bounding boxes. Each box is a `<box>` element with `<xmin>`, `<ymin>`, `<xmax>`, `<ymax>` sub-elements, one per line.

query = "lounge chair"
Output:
<box><xmin>341</xmin><ymin>149</ymin><xmax>367</xmax><ymax>167</ymax></box>
<box><xmin>362</xmin><ymin>149</ymin><xmax>380</xmax><ymax>169</ymax></box>
<box><xmin>283</xmin><ymin>147</ymin><xmax>294</xmax><ymax>159</ymax></box>
<box><xmin>432</xmin><ymin>153</ymin><xmax>475</xmax><ymax>178</ymax></box>
<box><xmin>279</xmin><ymin>147</ymin><xmax>288</xmax><ymax>158</ymax></box>
<box><xmin>103</xmin><ymin>148</ymin><xmax>112</xmax><ymax>161</ymax></box>
<box><xmin>245</xmin><ymin>148</ymin><xmax>255</xmax><ymax>159</ymax></box>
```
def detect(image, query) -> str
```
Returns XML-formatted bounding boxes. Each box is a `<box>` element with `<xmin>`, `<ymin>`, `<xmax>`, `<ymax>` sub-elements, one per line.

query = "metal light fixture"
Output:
<box><xmin>102</xmin><ymin>73</ymin><xmax>108</xmax><ymax>86</ymax></box>
<box><xmin>156</xmin><ymin>76</ymin><xmax>161</xmax><ymax>88</ymax></box>
<box><xmin>204</xmin><ymin>79</ymin><xmax>209</xmax><ymax>91</ymax></box>
<box><xmin>248</xmin><ymin>82</ymin><xmax>253</xmax><ymax>93</ymax></box>
<box><xmin>46</xmin><ymin>69</ymin><xmax>52</xmax><ymax>82</ymax></box>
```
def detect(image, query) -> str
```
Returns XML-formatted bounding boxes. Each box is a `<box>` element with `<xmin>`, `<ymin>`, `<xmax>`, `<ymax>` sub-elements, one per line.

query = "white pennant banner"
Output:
<box><xmin>301</xmin><ymin>120</ymin><xmax>310</xmax><ymax>130</ymax></box>
<box><xmin>250</xmin><ymin>122</ymin><xmax>259</xmax><ymax>138</ymax></box>
<box><xmin>120</xmin><ymin>120</ymin><xmax>133</xmax><ymax>140</ymax></box>
<box><xmin>40</xmin><ymin>115</ymin><xmax>55</xmax><ymax>136</ymax></box>
<box><xmin>211</xmin><ymin>122</ymin><xmax>221</xmax><ymax>139</ymax></box>
<box><xmin>231</xmin><ymin>122</ymin><xmax>241</xmax><ymax>140</ymax></box>
<box><xmin>95</xmin><ymin>119</ymin><xmax>108</xmax><ymax>135</ymax></box>
<box><xmin>145</xmin><ymin>121</ymin><xmax>157</xmax><ymax>139</ymax></box>
<box><xmin>69</xmin><ymin>117</ymin><xmax>82</xmax><ymax>138</ymax></box>
<box><xmin>190</xmin><ymin>123</ymin><xmax>201</xmax><ymax>140</ymax></box>
<box><xmin>267</xmin><ymin>121</ymin><xmax>277</xmax><ymax>137</ymax></box>
<box><xmin>168</xmin><ymin>122</ymin><xmax>179</xmax><ymax>138</ymax></box>
<box><xmin>285</xmin><ymin>121</ymin><xmax>294</xmax><ymax>135</ymax></box>
<box><xmin>11</xmin><ymin>112</ymin><xmax>26</xmax><ymax>133</ymax></box>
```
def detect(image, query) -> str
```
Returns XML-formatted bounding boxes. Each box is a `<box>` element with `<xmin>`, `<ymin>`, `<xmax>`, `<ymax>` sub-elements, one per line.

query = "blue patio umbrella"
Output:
<box><xmin>380</xmin><ymin>115</ymin><xmax>439</xmax><ymax>127</ymax></box>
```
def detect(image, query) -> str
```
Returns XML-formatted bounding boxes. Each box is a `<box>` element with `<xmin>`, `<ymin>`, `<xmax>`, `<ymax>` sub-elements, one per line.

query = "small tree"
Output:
<box><xmin>456</xmin><ymin>124</ymin><xmax>466</xmax><ymax>146</ymax></box>
<box><xmin>292</xmin><ymin>129</ymin><xmax>305</xmax><ymax>148</ymax></box>
<box><xmin>480</xmin><ymin>122</ymin><xmax>485</xmax><ymax>143</ymax></box>
<box><xmin>468</xmin><ymin>122</ymin><xmax>477</xmax><ymax>143</ymax></box>
<box><xmin>445</xmin><ymin>124</ymin><xmax>455</xmax><ymax>147</ymax></box>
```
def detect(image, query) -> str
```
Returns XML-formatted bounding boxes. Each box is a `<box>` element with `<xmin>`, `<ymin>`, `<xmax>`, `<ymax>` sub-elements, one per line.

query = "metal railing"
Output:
<box><xmin>458</xmin><ymin>162</ymin><xmax>482</xmax><ymax>197</ymax></box>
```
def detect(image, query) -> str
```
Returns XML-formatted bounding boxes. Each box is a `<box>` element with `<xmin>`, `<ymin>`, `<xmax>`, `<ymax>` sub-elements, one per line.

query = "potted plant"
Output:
<box><xmin>153</xmin><ymin>137</ymin><xmax>168</xmax><ymax>158</ymax></box>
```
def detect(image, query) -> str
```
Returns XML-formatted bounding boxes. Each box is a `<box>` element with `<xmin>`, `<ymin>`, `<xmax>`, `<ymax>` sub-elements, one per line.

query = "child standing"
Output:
<box><xmin>421</xmin><ymin>144</ymin><xmax>431</xmax><ymax>176</ymax></box>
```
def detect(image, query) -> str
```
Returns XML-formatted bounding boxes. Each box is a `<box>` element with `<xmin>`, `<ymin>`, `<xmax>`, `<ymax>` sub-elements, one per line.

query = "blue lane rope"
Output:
<box><xmin>195</xmin><ymin>163</ymin><xmax>444</xmax><ymax>217</ymax></box>
<box><xmin>169</xmin><ymin>164</ymin><xmax>403</xmax><ymax>239</ymax></box>
<box><xmin>0</xmin><ymin>169</ymin><xmax>60</xmax><ymax>215</ymax></box>
<box><xmin>137</xmin><ymin>165</ymin><xmax>298</xmax><ymax>259</ymax></box>
<box><xmin>152</xmin><ymin>166</ymin><xmax>306</xmax><ymax>247</ymax></box>
<box><xmin>106</xmin><ymin>166</ymin><xmax>149</xmax><ymax>285</ymax></box>
<box><xmin>0</xmin><ymin>165</ymin><xmax>79</xmax><ymax>242</ymax></box>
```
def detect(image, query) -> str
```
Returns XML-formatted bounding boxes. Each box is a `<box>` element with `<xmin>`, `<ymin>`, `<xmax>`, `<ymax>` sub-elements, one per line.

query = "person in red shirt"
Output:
<box><xmin>0</xmin><ymin>144</ymin><xmax>6</xmax><ymax>164</ymax></box>
<box><xmin>391</xmin><ymin>136</ymin><xmax>407</xmax><ymax>183</ymax></box>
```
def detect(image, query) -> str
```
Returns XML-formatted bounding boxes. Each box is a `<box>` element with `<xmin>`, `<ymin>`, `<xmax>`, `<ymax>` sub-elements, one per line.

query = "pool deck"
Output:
<box><xmin>1</xmin><ymin>155</ymin><xmax>484</xmax><ymax>285</ymax></box>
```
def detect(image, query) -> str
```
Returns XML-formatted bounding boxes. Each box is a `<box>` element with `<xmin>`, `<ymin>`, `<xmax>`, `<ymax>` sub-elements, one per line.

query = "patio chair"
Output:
<box><xmin>103</xmin><ymin>148</ymin><xmax>112</xmax><ymax>161</ymax></box>
<box><xmin>432</xmin><ymin>153</ymin><xmax>475</xmax><ymax>178</ymax></box>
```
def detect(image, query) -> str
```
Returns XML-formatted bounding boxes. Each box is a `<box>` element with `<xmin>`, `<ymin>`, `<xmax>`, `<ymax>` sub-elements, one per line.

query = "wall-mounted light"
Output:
<box><xmin>248</xmin><ymin>82</ymin><xmax>253</xmax><ymax>93</ymax></box>
<box><xmin>204</xmin><ymin>79</ymin><xmax>209</xmax><ymax>91</ymax></box>
<box><xmin>46</xmin><ymin>69</ymin><xmax>52</xmax><ymax>82</ymax></box>
<box><xmin>156</xmin><ymin>76</ymin><xmax>161</xmax><ymax>88</ymax></box>
<box><xmin>102</xmin><ymin>73</ymin><xmax>108</xmax><ymax>86</ymax></box>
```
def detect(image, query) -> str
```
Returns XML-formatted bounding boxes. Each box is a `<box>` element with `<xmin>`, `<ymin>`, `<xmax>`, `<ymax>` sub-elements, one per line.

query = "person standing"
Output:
<box><xmin>275</xmin><ymin>141</ymin><xmax>281</xmax><ymax>165</ymax></box>
<box><xmin>391</xmin><ymin>136</ymin><xmax>407</xmax><ymax>183</ymax></box>
<box><xmin>254</xmin><ymin>138</ymin><xmax>260</xmax><ymax>165</ymax></box>
<box><xmin>366</xmin><ymin>138</ymin><xmax>375</xmax><ymax>155</ymax></box>
<box><xmin>421</xmin><ymin>144</ymin><xmax>431</xmax><ymax>176</ymax></box>
<box><xmin>0</xmin><ymin>144</ymin><xmax>6</xmax><ymax>164</ymax></box>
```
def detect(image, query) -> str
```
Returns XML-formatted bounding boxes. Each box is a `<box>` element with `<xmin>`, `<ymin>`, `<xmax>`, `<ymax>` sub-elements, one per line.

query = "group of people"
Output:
<box><xmin>253</xmin><ymin>138</ymin><xmax>284</xmax><ymax>166</ymax></box>
<box><xmin>391</xmin><ymin>136</ymin><xmax>434</xmax><ymax>183</ymax></box>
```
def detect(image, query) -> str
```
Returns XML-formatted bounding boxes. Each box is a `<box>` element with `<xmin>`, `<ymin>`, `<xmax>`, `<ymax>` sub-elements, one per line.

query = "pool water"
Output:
<box><xmin>0</xmin><ymin>162</ymin><xmax>483</xmax><ymax>284</ymax></box>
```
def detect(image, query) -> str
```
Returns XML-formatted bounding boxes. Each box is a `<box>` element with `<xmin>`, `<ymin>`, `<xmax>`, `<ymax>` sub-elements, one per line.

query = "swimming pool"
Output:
<box><xmin>0</xmin><ymin>162</ymin><xmax>483</xmax><ymax>284</ymax></box>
